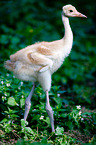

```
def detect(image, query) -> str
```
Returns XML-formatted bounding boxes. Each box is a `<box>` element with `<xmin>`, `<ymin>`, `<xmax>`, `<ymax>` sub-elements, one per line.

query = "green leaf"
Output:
<box><xmin>16</xmin><ymin>139</ymin><xmax>25</xmax><ymax>145</ymax></box>
<box><xmin>20</xmin><ymin>98</ymin><xmax>25</xmax><ymax>108</ymax></box>
<box><xmin>57</xmin><ymin>90</ymin><xmax>66</xmax><ymax>94</ymax></box>
<box><xmin>11</xmin><ymin>37</ymin><xmax>20</xmax><ymax>44</ymax></box>
<box><xmin>21</xmin><ymin>119</ymin><xmax>28</xmax><ymax>128</ymax></box>
<box><xmin>25</xmin><ymin>127</ymin><xmax>34</xmax><ymax>134</ymax></box>
<box><xmin>0</xmin><ymin>118</ymin><xmax>8</xmax><ymax>123</ymax></box>
<box><xmin>55</xmin><ymin>126</ymin><xmax>64</xmax><ymax>135</ymax></box>
<box><xmin>7</xmin><ymin>97</ymin><xmax>16</xmax><ymax>106</ymax></box>
<box><xmin>60</xmin><ymin>113</ymin><xmax>68</xmax><ymax>118</ymax></box>
<box><xmin>53</xmin><ymin>97</ymin><xmax>62</xmax><ymax>105</ymax></box>
<box><xmin>41</xmin><ymin>137</ymin><xmax>47</xmax><ymax>144</ymax></box>
<box><xmin>44</xmin><ymin>117</ymin><xmax>50</xmax><ymax>126</ymax></box>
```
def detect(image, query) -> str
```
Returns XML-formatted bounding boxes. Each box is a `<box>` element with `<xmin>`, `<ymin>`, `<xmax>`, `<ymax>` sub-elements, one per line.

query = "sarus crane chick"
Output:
<box><xmin>4</xmin><ymin>4</ymin><xmax>87</xmax><ymax>132</ymax></box>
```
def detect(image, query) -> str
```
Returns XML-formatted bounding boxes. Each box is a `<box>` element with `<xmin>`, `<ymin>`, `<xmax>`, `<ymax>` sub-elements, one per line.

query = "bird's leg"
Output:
<box><xmin>45</xmin><ymin>90</ymin><xmax>55</xmax><ymax>132</ymax></box>
<box><xmin>24</xmin><ymin>83</ymin><xmax>35</xmax><ymax>121</ymax></box>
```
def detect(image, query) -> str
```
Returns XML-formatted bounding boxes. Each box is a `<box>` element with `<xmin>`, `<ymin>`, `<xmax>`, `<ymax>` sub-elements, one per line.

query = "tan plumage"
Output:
<box><xmin>5</xmin><ymin>40</ymin><xmax>66</xmax><ymax>80</ymax></box>
<box><xmin>4</xmin><ymin>4</ymin><xmax>87</xmax><ymax>132</ymax></box>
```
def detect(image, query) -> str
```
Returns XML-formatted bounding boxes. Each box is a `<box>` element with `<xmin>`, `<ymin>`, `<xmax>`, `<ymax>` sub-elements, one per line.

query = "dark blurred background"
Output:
<box><xmin>0</xmin><ymin>0</ymin><xmax>96</xmax><ymax>108</ymax></box>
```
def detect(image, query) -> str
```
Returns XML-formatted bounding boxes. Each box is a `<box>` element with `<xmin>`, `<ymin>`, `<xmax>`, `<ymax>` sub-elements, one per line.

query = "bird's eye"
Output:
<box><xmin>69</xmin><ymin>10</ymin><xmax>73</xmax><ymax>12</ymax></box>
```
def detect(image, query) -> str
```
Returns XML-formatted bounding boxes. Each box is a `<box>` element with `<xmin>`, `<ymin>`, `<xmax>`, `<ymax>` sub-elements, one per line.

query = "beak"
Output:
<box><xmin>74</xmin><ymin>12</ymin><xmax>87</xmax><ymax>18</ymax></box>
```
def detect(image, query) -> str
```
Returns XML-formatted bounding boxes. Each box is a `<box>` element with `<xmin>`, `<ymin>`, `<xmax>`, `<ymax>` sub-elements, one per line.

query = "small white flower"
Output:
<box><xmin>16</xmin><ymin>103</ymin><xmax>19</xmax><ymax>106</ymax></box>
<box><xmin>22</xmin><ymin>95</ymin><xmax>24</xmax><ymax>98</ymax></box>
<box><xmin>81</xmin><ymin>118</ymin><xmax>84</xmax><ymax>121</ymax></box>
<box><xmin>7</xmin><ymin>73</ymin><xmax>9</xmax><ymax>77</ymax></box>
<box><xmin>40</xmin><ymin>115</ymin><xmax>44</xmax><ymax>120</ymax></box>
<box><xmin>1</xmin><ymin>81</ymin><xmax>3</xmax><ymax>85</ymax></box>
<box><xmin>13</xmin><ymin>75</ymin><xmax>15</xmax><ymax>78</ymax></box>
<box><xmin>18</xmin><ymin>86</ymin><xmax>21</xmax><ymax>90</ymax></box>
<box><xmin>79</xmin><ymin>111</ymin><xmax>82</xmax><ymax>116</ymax></box>
<box><xmin>2</xmin><ymin>96</ymin><xmax>6</xmax><ymax>101</ymax></box>
<box><xmin>20</xmin><ymin>81</ymin><xmax>23</xmax><ymax>86</ymax></box>
<box><xmin>6</xmin><ymin>83</ymin><xmax>10</xmax><ymax>87</ymax></box>
<box><xmin>76</xmin><ymin>105</ymin><xmax>81</xmax><ymax>110</ymax></box>
<box><xmin>57</xmin><ymin>94</ymin><xmax>60</xmax><ymax>97</ymax></box>
<box><xmin>5</xmin><ymin>93</ymin><xmax>7</xmax><ymax>96</ymax></box>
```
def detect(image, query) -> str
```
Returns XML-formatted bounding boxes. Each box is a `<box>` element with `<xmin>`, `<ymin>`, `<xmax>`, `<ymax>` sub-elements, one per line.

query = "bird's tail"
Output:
<box><xmin>4</xmin><ymin>60</ymin><xmax>15</xmax><ymax>72</ymax></box>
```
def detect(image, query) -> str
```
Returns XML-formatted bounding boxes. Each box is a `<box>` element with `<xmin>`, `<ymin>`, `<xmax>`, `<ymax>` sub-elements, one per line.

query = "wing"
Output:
<box><xmin>27</xmin><ymin>45</ymin><xmax>54</xmax><ymax>72</ymax></box>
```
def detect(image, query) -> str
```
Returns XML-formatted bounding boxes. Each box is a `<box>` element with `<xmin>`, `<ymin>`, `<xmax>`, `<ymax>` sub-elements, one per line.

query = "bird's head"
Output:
<box><xmin>62</xmin><ymin>4</ymin><xmax>87</xmax><ymax>18</ymax></box>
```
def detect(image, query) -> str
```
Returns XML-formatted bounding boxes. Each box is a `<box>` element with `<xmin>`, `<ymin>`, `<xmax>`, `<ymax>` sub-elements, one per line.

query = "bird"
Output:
<box><xmin>4</xmin><ymin>4</ymin><xmax>87</xmax><ymax>132</ymax></box>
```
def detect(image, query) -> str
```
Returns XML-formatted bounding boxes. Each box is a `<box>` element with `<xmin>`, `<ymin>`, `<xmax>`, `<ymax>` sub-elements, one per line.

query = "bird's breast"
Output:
<box><xmin>50</xmin><ymin>53</ymin><xmax>65</xmax><ymax>74</ymax></box>
<box><xmin>50</xmin><ymin>44</ymin><xmax>72</xmax><ymax>74</ymax></box>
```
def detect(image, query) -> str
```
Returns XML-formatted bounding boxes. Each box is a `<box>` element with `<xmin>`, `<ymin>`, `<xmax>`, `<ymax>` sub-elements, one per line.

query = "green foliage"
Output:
<box><xmin>55</xmin><ymin>127</ymin><xmax>64</xmax><ymax>135</ymax></box>
<box><xmin>0</xmin><ymin>0</ymin><xmax>96</xmax><ymax>144</ymax></box>
<box><xmin>16</xmin><ymin>138</ymin><xmax>51</xmax><ymax>145</ymax></box>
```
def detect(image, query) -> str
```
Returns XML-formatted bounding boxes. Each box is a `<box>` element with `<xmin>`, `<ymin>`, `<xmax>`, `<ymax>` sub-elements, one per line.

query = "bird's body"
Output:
<box><xmin>5</xmin><ymin>38</ymin><xmax>72</xmax><ymax>82</ymax></box>
<box><xmin>4</xmin><ymin>4</ymin><xmax>87</xmax><ymax>132</ymax></box>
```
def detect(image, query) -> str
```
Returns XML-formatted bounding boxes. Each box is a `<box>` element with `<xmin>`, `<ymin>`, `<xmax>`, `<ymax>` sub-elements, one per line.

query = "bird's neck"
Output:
<box><xmin>62</xmin><ymin>14</ymin><xmax>73</xmax><ymax>47</ymax></box>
